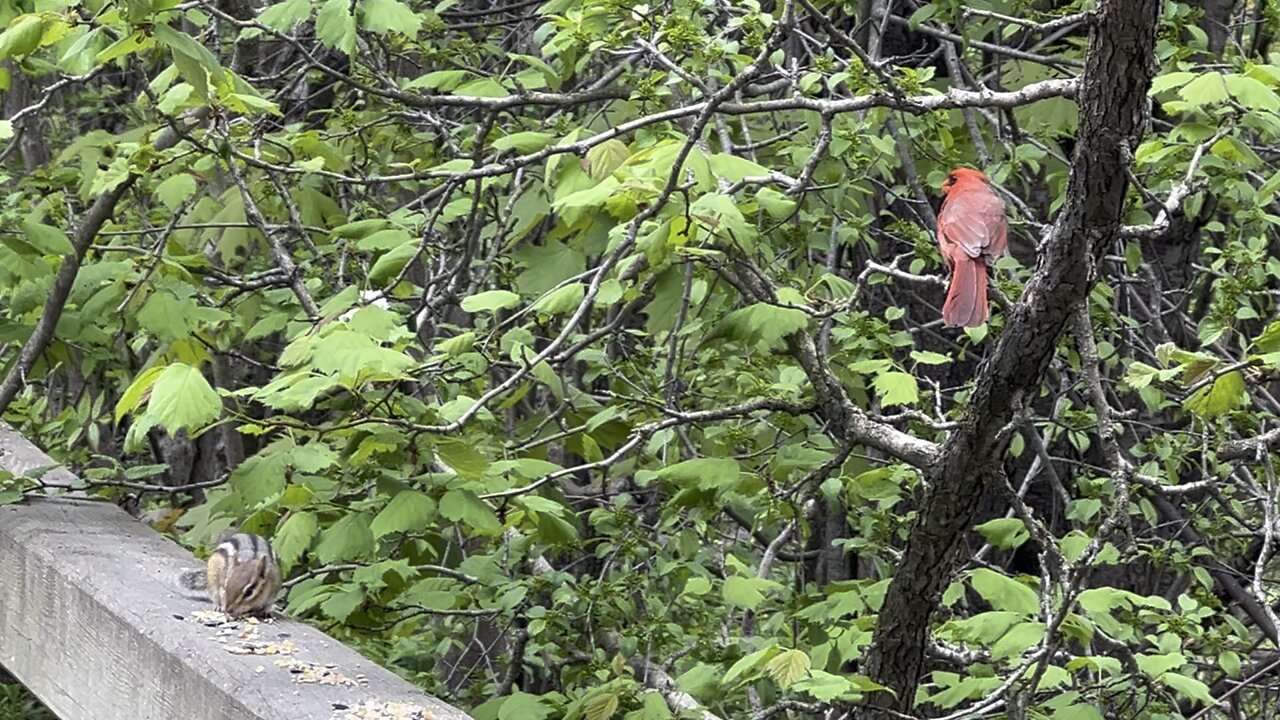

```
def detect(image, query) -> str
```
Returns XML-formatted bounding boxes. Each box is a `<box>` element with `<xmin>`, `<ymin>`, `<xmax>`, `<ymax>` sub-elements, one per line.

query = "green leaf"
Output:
<box><xmin>851</xmin><ymin>467</ymin><xmax>906</xmax><ymax>501</ymax></box>
<box><xmin>436</xmin><ymin>439</ymin><xmax>490</xmax><ymax>479</ymax></box>
<box><xmin>1182</xmin><ymin>370</ymin><xmax>1246</xmax><ymax>418</ymax></box>
<box><xmin>315</xmin><ymin>512</ymin><xmax>375</xmax><ymax>563</ymax></box>
<box><xmin>553</xmin><ymin>177</ymin><xmax>620</xmax><ymax>211</ymax></box>
<box><xmin>1219</xmin><ymin>650</ymin><xmax>1241</xmax><ymax>678</ymax></box>
<box><xmin>1122</xmin><ymin>361</ymin><xmax>1163</xmax><ymax>390</ymax></box>
<box><xmin>406</xmin><ymin>69</ymin><xmax>470</xmax><ymax>91</ymax></box>
<box><xmin>369</xmin><ymin>240</ymin><xmax>420</xmax><ymax>286</ymax></box>
<box><xmin>946</xmin><ymin>610</ymin><xmax>1022</xmax><ymax>644</ymax></box>
<box><xmin>115</xmin><ymin>365</ymin><xmax>166</xmax><ymax>423</ymax></box>
<box><xmin>1077</xmin><ymin>586</ymin><xmax>1170</xmax><ymax>638</ymax></box>
<box><xmin>96</xmin><ymin>31</ymin><xmax>150</xmax><ymax>64</ymax></box>
<box><xmin>1067</xmin><ymin>498</ymin><xmax>1102</xmax><ymax>522</ymax></box>
<box><xmin>531</xmin><ymin>502</ymin><xmax>579</xmax><ymax>545</ymax></box>
<box><xmin>1050</xmin><ymin>704</ymin><xmax>1105</xmax><ymax>720</ymax></box>
<box><xmin>332</xmin><ymin>219</ymin><xmax>390</xmax><ymax>239</ymax></box>
<box><xmin>794</xmin><ymin>670</ymin><xmax>857</xmax><ymax>701</ymax></box>
<box><xmin>156</xmin><ymin>174</ymin><xmax>198</xmax><ymax>210</ymax></box>
<box><xmin>910</xmin><ymin>350</ymin><xmax>951</xmax><ymax>365</ymax></box>
<box><xmin>316</xmin><ymin>0</ymin><xmax>357</xmax><ymax>54</ymax></box>
<box><xmin>656</xmin><ymin>457</ymin><xmax>740</xmax><ymax>489</ymax></box>
<box><xmin>513</xmin><ymin>239</ymin><xmax>586</xmax><ymax>294</ymax></box>
<box><xmin>371</xmin><ymin>490</ymin><xmax>435</xmax><ymax>538</ymax></box>
<box><xmin>122</xmin><ymin>464</ymin><xmax>168</xmax><ymax>481</ymax></box>
<box><xmin>455</xmin><ymin>78</ymin><xmax>509</xmax><ymax>98</ymax></box>
<box><xmin>145</xmin><ymin>363</ymin><xmax>221</xmax><ymax>433</ymax></box>
<box><xmin>361</xmin><ymin>0</ymin><xmax>422</xmax><ymax>38</ymax></box>
<box><xmin>969</xmin><ymin>568</ymin><xmax>1039</xmax><ymax>614</ymax></box>
<box><xmin>1137</xmin><ymin>651</ymin><xmax>1186</xmax><ymax>679</ymax></box>
<box><xmin>58</xmin><ymin>26</ymin><xmax>101</xmax><ymax>73</ymax></box>
<box><xmin>461</xmin><ymin>289</ymin><xmax>521</xmax><ymax>313</ymax></box>
<box><xmin>320</xmin><ymin>587</ymin><xmax>364</xmax><ymax>621</ymax></box>
<box><xmin>498</xmin><ymin>692</ymin><xmax>551</xmax><ymax>720</ymax></box>
<box><xmin>1178</xmin><ymin>73</ymin><xmax>1229</xmax><ymax>107</ymax></box>
<box><xmin>491</xmin><ymin>131</ymin><xmax>556</xmax><ymax>153</ymax></box>
<box><xmin>356</xmin><ymin>227</ymin><xmax>413</xmax><ymax>250</ymax></box>
<box><xmin>531</xmin><ymin>282</ymin><xmax>585</xmax><ymax>316</ymax></box>
<box><xmin>1036</xmin><ymin>666</ymin><xmax>1070</xmax><ymax>693</ymax></box>
<box><xmin>754</xmin><ymin>186</ymin><xmax>797</xmax><ymax>219</ymax></box>
<box><xmin>138</xmin><ymin>291</ymin><xmax>194</xmax><ymax>342</ymax></box>
<box><xmin>1149</xmin><ymin>72</ymin><xmax>1196</xmax><ymax>95</ymax></box>
<box><xmin>766</xmin><ymin>649</ymin><xmax>810</xmax><ymax>689</ymax></box>
<box><xmin>990</xmin><ymin>621</ymin><xmax>1045</xmax><ymax>659</ymax></box>
<box><xmin>849</xmin><ymin>359</ymin><xmax>893</xmax><ymax>374</ymax></box>
<box><xmin>690</xmin><ymin>192</ymin><xmax>753</xmax><ymax>242</ymax></box>
<box><xmin>723</xmin><ymin>575</ymin><xmax>778</xmax><ymax>609</ymax></box>
<box><xmin>0</xmin><ymin>15</ymin><xmax>45</xmax><ymax>59</ymax></box>
<box><xmin>1159</xmin><ymin>672</ymin><xmax>1213</xmax><ymax>705</ymax></box>
<box><xmin>974</xmin><ymin>517</ymin><xmax>1030</xmax><ymax>550</ymax></box>
<box><xmin>1079</xmin><ymin>587</ymin><xmax>1171</xmax><ymax>612</ymax></box>
<box><xmin>288</xmin><ymin>442</ymin><xmax>339</xmax><ymax>473</ymax></box>
<box><xmin>258</xmin><ymin>0</ymin><xmax>311</xmax><ymax>30</ymax></box>
<box><xmin>1210</xmin><ymin>136</ymin><xmax>1261</xmax><ymax>167</ymax></box>
<box><xmin>872</xmin><ymin>371</ymin><xmax>918</xmax><ymax>408</ymax></box>
<box><xmin>708</xmin><ymin>153</ymin><xmax>769</xmax><ymax>182</ymax></box>
<box><xmin>434</xmin><ymin>331</ymin><xmax>476</xmax><ymax>357</ymax></box>
<box><xmin>583</xmin><ymin>692</ymin><xmax>618</xmax><ymax>720</ymax></box>
<box><xmin>312</xmin><ymin>330</ymin><xmax>415</xmax><ymax>381</ymax></box>
<box><xmin>252</xmin><ymin>372</ymin><xmax>338</xmax><ymax>411</ymax></box>
<box><xmin>585</xmin><ymin>139</ymin><xmax>629</xmax><ymax>179</ymax></box>
<box><xmin>227</xmin><ymin>453</ymin><xmax>288</xmax><ymax>508</ymax></box>
<box><xmin>907</xmin><ymin>3</ymin><xmax>937</xmax><ymax>29</ymax></box>
<box><xmin>153</xmin><ymin>23</ymin><xmax>222</xmax><ymax>94</ymax></box>
<box><xmin>225</xmin><ymin>93</ymin><xmax>281</xmax><ymax>116</ymax></box>
<box><xmin>715</xmin><ymin>301</ymin><xmax>809</xmax><ymax>346</ymax></box>
<box><xmin>22</xmin><ymin>220</ymin><xmax>73</xmax><ymax>255</ymax></box>
<box><xmin>628</xmin><ymin>692</ymin><xmax>673</xmax><ymax>720</ymax></box>
<box><xmin>723</xmin><ymin>646</ymin><xmax>777</xmax><ymax>686</ymax></box>
<box><xmin>440</xmin><ymin>489</ymin><xmax>502</xmax><ymax>534</ymax></box>
<box><xmin>1226</xmin><ymin>74</ymin><xmax>1280</xmax><ymax>112</ymax></box>
<box><xmin>281</xmin><ymin>484</ymin><xmax>317</xmax><ymax>511</ymax></box>
<box><xmin>683</xmin><ymin>577</ymin><xmax>712</xmax><ymax>596</ymax></box>
<box><xmin>926</xmin><ymin>674</ymin><xmax>1003</xmax><ymax>709</ymax></box>
<box><xmin>275</xmin><ymin>511</ymin><xmax>318</xmax><ymax>566</ymax></box>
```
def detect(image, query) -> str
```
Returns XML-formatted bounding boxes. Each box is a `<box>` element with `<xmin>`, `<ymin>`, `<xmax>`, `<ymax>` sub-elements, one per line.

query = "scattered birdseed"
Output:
<box><xmin>275</xmin><ymin>657</ymin><xmax>367</xmax><ymax>687</ymax></box>
<box><xmin>190</xmin><ymin>610</ymin><xmax>234</xmax><ymax>625</ymax></box>
<box><xmin>333</xmin><ymin>700</ymin><xmax>435</xmax><ymax>719</ymax></box>
<box><xmin>226</xmin><ymin>639</ymin><xmax>297</xmax><ymax>656</ymax></box>
<box><xmin>184</xmin><ymin>610</ymin><xmax>294</xmax><ymax>655</ymax></box>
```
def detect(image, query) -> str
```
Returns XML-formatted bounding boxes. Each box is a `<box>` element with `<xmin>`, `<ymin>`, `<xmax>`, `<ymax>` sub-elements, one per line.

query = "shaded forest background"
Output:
<box><xmin>1</xmin><ymin>0</ymin><xmax>1278</xmax><ymax>718</ymax></box>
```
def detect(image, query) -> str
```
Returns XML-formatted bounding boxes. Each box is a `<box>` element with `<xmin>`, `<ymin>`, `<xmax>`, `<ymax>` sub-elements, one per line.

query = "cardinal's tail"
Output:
<box><xmin>942</xmin><ymin>256</ymin><xmax>988</xmax><ymax>328</ymax></box>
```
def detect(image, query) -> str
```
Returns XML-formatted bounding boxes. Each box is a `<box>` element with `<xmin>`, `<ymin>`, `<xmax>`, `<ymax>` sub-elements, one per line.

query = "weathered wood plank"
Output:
<box><xmin>0</xmin><ymin>423</ymin><xmax>473</xmax><ymax>720</ymax></box>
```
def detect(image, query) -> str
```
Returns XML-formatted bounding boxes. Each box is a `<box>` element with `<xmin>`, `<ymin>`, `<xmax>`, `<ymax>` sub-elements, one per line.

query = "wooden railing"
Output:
<box><xmin>0</xmin><ymin>422</ymin><xmax>474</xmax><ymax>720</ymax></box>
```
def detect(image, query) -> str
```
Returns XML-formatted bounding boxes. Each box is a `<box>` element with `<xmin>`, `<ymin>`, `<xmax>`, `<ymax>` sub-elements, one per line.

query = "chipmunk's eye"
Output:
<box><xmin>242</xmin><ymin>582</ymin><xmax>258</xmax><ymax>599</ymax></box>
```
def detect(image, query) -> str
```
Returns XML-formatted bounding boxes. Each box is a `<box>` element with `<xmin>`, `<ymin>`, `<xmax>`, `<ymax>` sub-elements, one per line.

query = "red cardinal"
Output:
<box><xmin>936</xmin><ymin>168</ymin><xmax>1008</xmax><ymax>327</ymax></box>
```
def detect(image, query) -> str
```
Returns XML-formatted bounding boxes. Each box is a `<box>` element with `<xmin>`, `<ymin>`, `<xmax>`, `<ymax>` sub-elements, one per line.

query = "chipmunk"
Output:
<box><xmin>178</xmin><ymin>532</ymin><xmax>282</xmax><ymax>618</ymax></box>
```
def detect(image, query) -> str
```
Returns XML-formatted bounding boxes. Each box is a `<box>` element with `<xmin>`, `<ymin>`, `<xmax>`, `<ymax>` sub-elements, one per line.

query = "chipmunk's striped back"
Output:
<box><xmin>177</xmin><ymin>532</ymin><xmax>282</xmax><ymax>617</ymax></box>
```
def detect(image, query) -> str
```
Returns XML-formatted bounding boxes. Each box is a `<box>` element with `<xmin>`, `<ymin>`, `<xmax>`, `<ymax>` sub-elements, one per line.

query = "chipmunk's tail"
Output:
<box><xmin>177</xmin><ymin>569</ymin><xmax>208</xmax><ymax>591</ymax></box>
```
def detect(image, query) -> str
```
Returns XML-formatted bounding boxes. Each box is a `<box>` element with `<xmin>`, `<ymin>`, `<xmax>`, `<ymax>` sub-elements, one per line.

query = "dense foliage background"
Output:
<box><xmin>1</xmin><ymin>0</ymin><xmax>1279</xmax><ymax>717</ymax></box>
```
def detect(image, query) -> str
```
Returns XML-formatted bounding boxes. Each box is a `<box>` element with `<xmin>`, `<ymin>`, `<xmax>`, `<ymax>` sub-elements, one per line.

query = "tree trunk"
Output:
<box><xmin>862</xmin><ymin>0</ymin><xmax>1163</xmax><ymax>713</ymax></box>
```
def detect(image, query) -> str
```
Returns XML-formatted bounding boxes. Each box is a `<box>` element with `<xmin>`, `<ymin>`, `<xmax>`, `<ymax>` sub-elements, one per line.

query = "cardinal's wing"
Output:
<box><xmin>938</xmin><ymin>190</ymin><xmax>1006</xmax><ymax>261</ymax></box>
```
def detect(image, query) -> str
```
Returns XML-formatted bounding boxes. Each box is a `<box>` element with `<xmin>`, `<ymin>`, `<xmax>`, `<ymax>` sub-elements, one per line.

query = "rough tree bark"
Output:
<box><xmin>862</xmin><ymin>0</ymin><xmax>1162</xmax><ymax>713</ymax></box>
<box><xmin>4</xmin><ymin>69</ymin><xmax>50</xmax><ymax>171</ymax></box>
